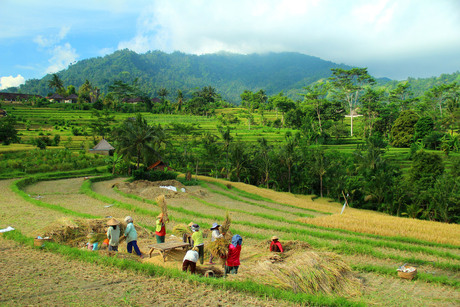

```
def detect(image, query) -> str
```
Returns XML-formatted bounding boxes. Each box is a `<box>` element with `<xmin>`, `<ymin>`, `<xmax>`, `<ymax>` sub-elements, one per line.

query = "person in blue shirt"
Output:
<box><xmin>122</xmin><ymin>216</ymin><xmax>143</xmax><ymax>257</ymax></box>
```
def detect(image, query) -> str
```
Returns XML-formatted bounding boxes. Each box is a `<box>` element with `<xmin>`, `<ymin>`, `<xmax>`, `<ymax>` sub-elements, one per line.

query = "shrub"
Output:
<box><xmin>132</xmin><ymin>168</ymin><xmax>178</xmax><ymax>181</ymax></box>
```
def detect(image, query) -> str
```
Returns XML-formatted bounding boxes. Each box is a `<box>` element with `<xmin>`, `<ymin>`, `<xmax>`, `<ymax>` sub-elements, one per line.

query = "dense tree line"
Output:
<box><xmin>108</xmin><ymin>112</ymin><xmax>459</xmax><ymax>223</ymax></box>
<box><xmin>2</xmin><ymin>66</ymin><xmax>459</xmax><ymax>223</ymax></box>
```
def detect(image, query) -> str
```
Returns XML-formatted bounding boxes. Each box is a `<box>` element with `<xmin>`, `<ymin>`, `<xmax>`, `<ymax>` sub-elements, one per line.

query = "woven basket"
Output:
<box><xmin>34</xmin><ymin>238</ymin><xmax>52</xmax><ymax>247</ymax></box>
<box><xmin>398</xmin><ymin>267</ymin><xmax>417</xmax><ymax>280</ymax></box>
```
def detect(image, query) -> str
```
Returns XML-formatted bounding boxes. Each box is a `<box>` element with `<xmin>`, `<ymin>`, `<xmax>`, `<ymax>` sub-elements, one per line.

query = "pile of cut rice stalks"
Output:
<box><xmin>34</xmin><ymin>217</ymin><xmax>151</xmax><ymax>247</ymax></box>
<box><xmin>240</xmin><ymin>251</ymin><xmax>362</xmax><ymax>297</ymax></box>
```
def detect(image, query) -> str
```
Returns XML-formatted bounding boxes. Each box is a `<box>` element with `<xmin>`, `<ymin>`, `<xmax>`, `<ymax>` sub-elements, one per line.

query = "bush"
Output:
<box><xmin>423</xmin><ymin>131</ymin><xmax>444</xmax><ymax>150</ymax></box>
<box><xmin>132</xmin><ymin>168</ymin><xmax>178</xmax><ymax>181</ymax></box>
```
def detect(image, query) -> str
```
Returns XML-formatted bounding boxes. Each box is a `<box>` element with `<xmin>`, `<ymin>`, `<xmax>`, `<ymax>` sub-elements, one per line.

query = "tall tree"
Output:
<box><xmin>113</xmin><ymin>113</ymin><xmax>165</xmax><ymax>169</ymax></box>
<box><xmin>48</xmin><ymin>74</ymin><xmax>64</xmax><ymax>93</ymax></box>
<box><xmin>257</xmin><ymin>137</ymin><xmax>273</xmax><ymax>188</ymax></box>
<box><xmin>218</xmin><ymin>125</ymin><xmax>233</xmax><ymax>179</ymax></box>
<box><xmin>330</xmin><ymin>68</ymin><xmax>375</xmax><ymax>136</ymax></box>
<box><xmin>279</xmin><ymin>133</ymin><xmax>298</xmax><ymax>193</ymax></box>
<box><xmin>176</xmin><ymin>89</ymin><xmax>184</xmax><ymax>111</ymax></box>
<box><xmin>158</xmin><ymin>87</ymin><xmax>169</xmax><ymax>102</ymax></box>
<box><xmin>300</xmin><ymin>81</ymin><xmax>330</xmax><ymax>133</ymax></box>
<box><xmin>360</xmin><ymin>87</ymin><xmax>384</xmax><ymax>137</ymax></box>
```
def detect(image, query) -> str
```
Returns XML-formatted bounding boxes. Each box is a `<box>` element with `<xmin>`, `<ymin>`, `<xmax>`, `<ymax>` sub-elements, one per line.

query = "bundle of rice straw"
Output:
<box><xmin>155</xmin><ymin>194</ymin><xmax>169</xmax><ymax>222</ymax></box>
<box><xmin>242</xmin><ymin>251</ymin><xmax>362</xmax><ymax>297</ymax></box>
<box><xmin>206</xmin><ymin>236</ymin><xmax>230</xmax><ymax>263</ymax></box>
<box><xmin>220</xmin><ymin>211</ymin><xmax>231</xmax><ymax>235</ymax></box>
<box><xmin>172</xmin><ymin>223</ymin><xmax>191</xmax><ymax>237</ymax></box>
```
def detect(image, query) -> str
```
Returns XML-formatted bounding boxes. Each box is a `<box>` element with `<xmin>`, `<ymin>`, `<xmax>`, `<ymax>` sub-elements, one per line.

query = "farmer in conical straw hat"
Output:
<box><xmin>155</xmin><ymin>213</ymin><xmax>167</xmax><ymax>243</ymax></box>
<box><xmin>209</xmin><ymin>222</ymin><xmax>222</xmax><ymax>264</ymax></box>
<box><xmin>106</xmin><ymin>218</ymin><xmax>120</xmax><ymax>252</ymax></box>
<box><xmin>270</xmin><ymin>235</ymin><xmax>284</xmax><ymax>253</ymax></box>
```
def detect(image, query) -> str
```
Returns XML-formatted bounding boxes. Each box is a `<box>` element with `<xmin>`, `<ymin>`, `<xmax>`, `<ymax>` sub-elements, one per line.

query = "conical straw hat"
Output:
<box><xmin>107</xmin><ymin>218</ymin><xmax>120</xmax><ymax>226</ymax></box>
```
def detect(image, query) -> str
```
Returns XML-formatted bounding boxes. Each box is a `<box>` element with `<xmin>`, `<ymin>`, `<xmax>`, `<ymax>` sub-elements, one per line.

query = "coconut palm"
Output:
<box><xmin>113</xmin><ymin>113</ymin><xmax>165</xmax><ymax>169</ymax></box>
<box><xmin>48</xmin><ymin>74</ymin><xmax>64</xmax><ymax>93</ymax></box>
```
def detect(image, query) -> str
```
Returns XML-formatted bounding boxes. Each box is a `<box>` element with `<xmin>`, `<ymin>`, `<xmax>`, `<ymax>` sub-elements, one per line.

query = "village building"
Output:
<box><xmin>64</xmin><ymin>94</ymin><xmax>78</xmax><ymax>103</ymax></box>
<box><xmin>0</xmin><ymin>93</ymin><xmax>43</xmax><ymax>103</ymax></box>
<box><xmin>89</xmin><ymin>139</ymin><xmax>115</xmax><ymax>156</ymax></box>
<box><xmin>147</xmin><ymin>160</ymin><xmax>173</xmax><ymax>171</ymax></box>
<box><xmin>47</xmin><ymin>93</ymin><xmax>64</xmax><ymax>103</ymax></box>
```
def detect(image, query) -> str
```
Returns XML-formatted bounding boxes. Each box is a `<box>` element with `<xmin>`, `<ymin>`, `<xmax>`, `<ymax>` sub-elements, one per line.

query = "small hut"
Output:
<box><xmin>64</xmin><ymin>94</ymin><xmax>78</xmax><ymax>104</ymax></box>
<box><xmin>47</xmin><ymin>93</ymin><xmax>64</xmax><ymax>103</ymax></box>
<box><xmin>89</xmin><ymin>139</ymin><xmax>115</xmax><ymax>156</ymax></box>
<box><xmin>147</xmin><ymin>161</ymin><xmax>173</xmax><ymax>171</ymax></box>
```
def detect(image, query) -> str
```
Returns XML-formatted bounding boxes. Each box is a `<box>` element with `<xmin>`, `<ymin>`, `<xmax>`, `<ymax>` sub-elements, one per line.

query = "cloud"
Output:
<box><xmin>45</xmin><ymin>43</ymin><xmax>79</xmax><ymax>74</ymax></box>
<box><xmin>31</xmin><ymin>26</ymin><xmax>78</xmax><ymax>74</ymax></box>
<box><xmin>117</xmin><ymin>0</ymin><xmax>460</xmax><ymax>79</ymax></box>
<box><xmin>34</xmin><ymin>26</ymin><xmax>70</xmax><ymax>48</ymax></box>
<box><xmin>0</xmin><ymin>75</ymin><xmax>25</xmax><ymax>90</ymax></box>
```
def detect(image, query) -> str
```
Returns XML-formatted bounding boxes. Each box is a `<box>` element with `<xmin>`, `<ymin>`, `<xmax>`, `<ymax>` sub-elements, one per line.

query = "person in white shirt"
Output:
<box><xmin>182</xmin><ymin>247</ymin><xmax>199</xmax><ymax>273</ymax></box>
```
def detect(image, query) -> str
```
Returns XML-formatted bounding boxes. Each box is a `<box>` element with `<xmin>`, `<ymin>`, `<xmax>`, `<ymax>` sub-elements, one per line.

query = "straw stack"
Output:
<box><xmin>155</xmin><ymin>194</ymin><xmax>169</xmax><ymax>222</ymax></box>
<box><xmin>240</xmin><ymin>251</ymin><xmax>362</xmax><ymax>297</ymax></box>
<box><xmin>220</xmin><ymin>211</ymin><xmax>231</xmax><ymax>235</ymax></box>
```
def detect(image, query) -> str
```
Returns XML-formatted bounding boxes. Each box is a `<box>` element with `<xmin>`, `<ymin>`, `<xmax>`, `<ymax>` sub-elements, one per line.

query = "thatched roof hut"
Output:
<box><xmin>89</xmin><ymin>139</ymin><xmax>115</xmax><ymax>156</ymax></box>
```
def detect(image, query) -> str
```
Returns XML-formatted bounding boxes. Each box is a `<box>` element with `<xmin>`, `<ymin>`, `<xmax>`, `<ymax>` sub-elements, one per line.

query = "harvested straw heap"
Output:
<box><xmin>220</xmin><ymin>211</ymin><xmax>232</xmax><ymax>239</ymax></box>
<box><xmin>172</xmin><ymin>223</ymin><xmax>191</xmax><ymax>237</ymax></box>
<box><xmin>241</xmin><ymin>251</ymin><xmax>362</xmax><ymax>297</ymax></box>
<box><xmin>206</xmin><ymin>237</ymin><xmax>230</xmax><ymax>261</ymax></box>
<box><xmin>35</xmin><ymin>217</ymin><xmax>150</xmax><ymax>247</ymax></box>
<box><xmin>156</xmin><ymin>194</ymin><xmax>169</xmax><ymax>222</ymax></box>
<box><xmin>206</xmin><ymin>212</ymin><xmax>232</xmax><ymax>262</ymax></box>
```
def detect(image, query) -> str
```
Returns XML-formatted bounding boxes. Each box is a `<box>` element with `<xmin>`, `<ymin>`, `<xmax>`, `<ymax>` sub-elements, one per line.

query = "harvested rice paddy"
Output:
<box><xmin>1</xmin><ymin>174</ymin><xmax>460</xmax><ymax>306</ymax></box>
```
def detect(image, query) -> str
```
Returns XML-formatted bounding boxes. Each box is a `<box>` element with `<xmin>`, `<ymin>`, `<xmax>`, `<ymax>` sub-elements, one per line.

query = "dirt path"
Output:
<box><xmin>0</xmin><ymin>238</ymin><xmax>295</xmax><ymax>306</ymax></box>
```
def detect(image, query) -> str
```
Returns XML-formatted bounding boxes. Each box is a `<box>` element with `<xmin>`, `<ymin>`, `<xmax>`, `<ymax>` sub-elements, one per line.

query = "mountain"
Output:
<box><xmin>10</xmin><ymin>50</ymin><xmax>459</xmax><ymax>103</ymax></box>
<box><xmin>12</xmin><ymin>50</ymin><xmax>352</xmax><ymax>103</ymax></box>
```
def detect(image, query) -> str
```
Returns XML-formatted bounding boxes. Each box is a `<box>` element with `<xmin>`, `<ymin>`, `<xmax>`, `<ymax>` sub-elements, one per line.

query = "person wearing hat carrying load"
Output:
<box><xmin>209</xmin><ymin>222</ymin><xmax>222</xmax><ymax>264</ymax></box>
<box><xmin>225</xmin><ymin>234</ymin><xmax>242</xmax><ymax>275</ymax></box>
<box><xmin>191</xmin><ymin>224</ymin><xmax>204</xmax><ymax>264</ymax></box>
<box><xmin>106</xmin><ymin>218</ymin><xmax>120</xmax><ymax>251</ymax></box>
<box><xmin>182</xmin><ymin>246</ymin><xmax>199</xmax><ymax>274</ymax></box>
<box><xmin>270</xmin><ymin>236</ymin><xmax>284</xmax><ymax>253</ymax></box>
<box><xmin>155</xmin><ymin>213</ymin><xmax>167</xmax><ymax>243</ymax></box>
<box><xmin>121</xmin><ymin>216</ymin><xmax>142</xmax><ymax>257</ymax></box>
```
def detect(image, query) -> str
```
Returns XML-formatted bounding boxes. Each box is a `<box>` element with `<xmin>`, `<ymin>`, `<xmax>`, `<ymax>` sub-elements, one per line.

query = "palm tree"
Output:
<box><xmin>113</xmin><ymin>113</ymin><xmax>165</xmax><ymax>169</ymax></box>
<box><xmin>48</xmin><ymin>74</ymin><xmax>64</xmax><ymax>93</ymax></box>
<box><xmin>158</xmin><ymin>88</ymin><xmax>169</xmax><ymax>102</ymax></box>
<box><xmin>176</xmin><ymin>90</ymin><xmax>184</xmax><ymax>111</ymax></box>
<box><xmin>218</xmin><ymin>125</ymin><xmax>233</xmax><ymax>178</ymax></box>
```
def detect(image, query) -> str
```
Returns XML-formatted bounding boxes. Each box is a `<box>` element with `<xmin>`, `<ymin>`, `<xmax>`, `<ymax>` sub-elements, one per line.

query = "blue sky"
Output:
<box><xmin>1</xmin><ymin>0</ymin><xmax>459</xmax><ymax>89</ymax></box>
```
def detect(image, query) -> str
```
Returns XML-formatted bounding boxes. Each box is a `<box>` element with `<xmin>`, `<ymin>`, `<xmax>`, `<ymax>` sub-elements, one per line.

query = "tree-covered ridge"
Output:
<box><xmin>10</xmin><ymin>50</ymin><xmax>352</xmax><ymax>102</ymax></box>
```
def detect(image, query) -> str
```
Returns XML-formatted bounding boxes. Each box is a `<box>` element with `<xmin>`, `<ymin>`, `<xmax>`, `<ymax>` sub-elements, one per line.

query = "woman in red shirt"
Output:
<box><xmin>225</xmin><ymin>234</ymin><xmax>242</xmax><ymax>275</ymax></box>
<box><xmin>270</xmin><ymin>236</ymin><xmax>284</xmax><ymax>253</ymax></box>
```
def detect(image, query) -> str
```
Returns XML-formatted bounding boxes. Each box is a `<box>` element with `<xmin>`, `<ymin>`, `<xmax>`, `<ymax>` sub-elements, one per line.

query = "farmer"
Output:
<box><xmin>209</xmin><ymin>222</ymin><xmax>222</xmax><ymax>264</ymax></box>
<box><xmin>182</xmin><ymin>246</ymin><xmax>199</xmax><ymax>273</ymax></box>
<box><xmin>191</xmin><ymin>224</ymin><xmax>204</xmax><ymax>265</ymax></box>
<box><xmin>122</xmin><ymin>216</ymin><xmax>143</xmax><ymax>257</ymax></box>
<box><xmin>155</xmin><ymin>213</ymin><xmax>167</xmax><ymax>243</ymax></box>
<box><xmin>270</xmin><ymin>236</ymin><xmax>284</xmax><ymax>253</ymax></box>
<box><xmin>225</xmin><ymin>234</ymin><xmax>242</xmax><ymax>275</ymax></box>
<box><xmin>106</xmin><ymin>218</ymin><xmax>120</xmax><ymax>252</ymax></box>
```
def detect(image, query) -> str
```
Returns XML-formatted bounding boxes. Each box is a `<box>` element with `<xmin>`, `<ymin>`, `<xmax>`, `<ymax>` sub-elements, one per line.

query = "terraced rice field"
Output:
<box><xmin>1</xmin><ymin>174</ymin><xmax>459</xmax><ymax>306</ymax></box>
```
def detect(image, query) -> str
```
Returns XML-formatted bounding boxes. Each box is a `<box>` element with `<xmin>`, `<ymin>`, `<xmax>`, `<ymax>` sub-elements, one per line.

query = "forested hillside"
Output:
<box><xmin>9</xmin><ymin>50</ymin><xmax>351</xmax><ymax>102</ymax></box>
